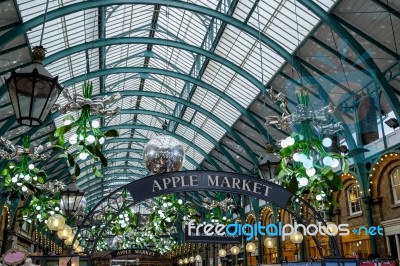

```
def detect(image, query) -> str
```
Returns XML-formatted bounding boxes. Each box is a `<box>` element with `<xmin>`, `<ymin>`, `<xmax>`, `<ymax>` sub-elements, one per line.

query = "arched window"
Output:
<box><xmin>347</xmin><ymin>184</ymin><xmax>362</xmax><ymax>215</ymax></box>
<box><xmin>391</xmin><ymin>166</ymin><xmax>400</xmax><ymax>204</ymax></box>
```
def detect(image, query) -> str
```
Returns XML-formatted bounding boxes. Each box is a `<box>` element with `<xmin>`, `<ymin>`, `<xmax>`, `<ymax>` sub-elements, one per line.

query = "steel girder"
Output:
<box><xmin>0</xmin><ymin>0</ymin><xmax>350</xmax><ymax>143</ymax></box>
<box><xmin>0</xmin><ymin>68</ymin><xmax>268</xmax><ymax>165</ymax></box>
<box><xmin>0</xmin><ymin>0</ymin><xmax>359</xmax><ymax>173</ymax></box>
<box><xmin>298</xmin><ymin>0</ymin><xmax>400</xmax><ymax>121</ymax></box>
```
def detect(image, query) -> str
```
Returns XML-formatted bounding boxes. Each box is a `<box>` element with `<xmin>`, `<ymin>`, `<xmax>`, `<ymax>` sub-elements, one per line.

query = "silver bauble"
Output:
<box><xmin>143</xmin><ymin>135</ymin><xmax>185</xmax><ymax>174</ymax></box>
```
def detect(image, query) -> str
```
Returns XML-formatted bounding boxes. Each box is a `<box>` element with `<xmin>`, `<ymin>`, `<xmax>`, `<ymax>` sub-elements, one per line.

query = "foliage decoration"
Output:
<box><xmin>110</xmin><ymin>208</ymin><xmax>138</xmax><ymax>235</ymax></box>
<box><xmin>148</xmin><ymin>194</ymin><xmax>197</xmax><ymax>236</ymax></box>
<box><xmin>52</xmin><ymin>82</ymin><xmax>120</xmax><ymax>177</ymax></box>
<box><xmin>275</xmin><ymin>89</ymin><xmax>367</xmax><ymax>206</ymax></box>
<box><xmin>0</xmin><ymin>136</ymin><xmax>47</xmax><ymax>200</ymax></box>
<box><xmin>19</xmin><ymin>190</ymin><xmax>63</xmax><ymax>230</ymax></box>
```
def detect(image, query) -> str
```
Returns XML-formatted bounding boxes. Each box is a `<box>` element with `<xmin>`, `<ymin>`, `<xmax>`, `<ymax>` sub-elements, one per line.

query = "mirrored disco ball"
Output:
<box><xmin>143</xmin><ymin>135</ymin><xmax>185</xmax><ymax>174</ymax></box>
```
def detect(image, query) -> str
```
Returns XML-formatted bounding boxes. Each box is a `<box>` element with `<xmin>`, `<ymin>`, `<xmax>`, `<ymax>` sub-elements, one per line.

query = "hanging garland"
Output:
<box><xmin>0</xmin><ymin>136</ymin><xmax>48</xmax><ymax>200</ymax></box>
<box><xmin>52</xmin><ymin>82</ymin><xmax>120</xmax><ymax>177</ymax></box>
<box><xmin>275</xmin><ymin>89</ymin><xmax>368</xmax><ymax>206</ymax></box>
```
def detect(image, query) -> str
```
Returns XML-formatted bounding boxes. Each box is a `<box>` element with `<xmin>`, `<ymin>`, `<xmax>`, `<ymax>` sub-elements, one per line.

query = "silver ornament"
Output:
<box><xmin>143</xmin><ymin>135</ymin><xmax>185</xmax><ymax>174</ymax></box>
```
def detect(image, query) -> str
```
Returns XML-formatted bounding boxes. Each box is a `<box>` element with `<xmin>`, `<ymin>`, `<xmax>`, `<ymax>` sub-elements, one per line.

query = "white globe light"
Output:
<box><xmin>316</xmin><ymin>195</ymin><xmax>323</xmax><ymax>201</ymax></box>
<box><xmin>306</xmin><ymin>168</ymin><xmax>316</xmax><ymax>177</ymax></box>
<box><xmin>22</xmin><ymin>186</ymin><xmax>28</xmax><ymax>192</ymax></box>
<box><xmin>69</xmin><ymin>134</ymin><xmax>77</xmax><ymax>145</ymax></box>
<box><xmin>286</xmin><ymin>136</ymin><xmax>295</xmax><ymax>146</ymax></box>
<box><xmin>323</xmin><ymin>156</ymin><xmax>333</xmax><ymax>166</ymax></box>
<box><xmin>99</xmin><ymin>137</ymin><xmax>105</xmax><ymax>144</ymax></box>
<box><xmin>28</xmin><ymin>164</ymin><xmax>35</xmax><ymax>170</ymax></box>
<box><xmin>36</xmin><ymin>206</ymin><xmax>41</xmax><ymax>211</ymax></box>
<box><xmin>64</xmin><ymin>119</ymin><xmax>72</xmax><ymax>126</ymax></box>
<box><xmin>91</xmin><ymin>120</ymin><xmax>100</xmax><ymax>128</ymax></box>
<box><xmin>331</xmin><ymin>158</ymin><xmax>340</xmax><ymax>168</ymax></box>
<box><xmin>79</xmin><ymin>152</ymin><xmax>88</xmax><ymax>160</ymax></box>
<box><xmin>302</xmin><ymin>159</ymin><xmax>313</xmax><ymax>169</ymax></box>
<box><xmin>293</xmin><ymin>153</ymin><xmax>300</xmax><ymax>162</ymax></box>
<box><xmin>281</xmin><ymin>139</ymin><xmax>288</xmax><ymax>148</ymax></box>
<box><xmin>24</xmin><ymin>175</ymin><xmax>31</xmax><ymax>181</ymax></box>
<box><xmin>86</xmin><ymin>135</ymin><xmax>95</xmax><ymax>144</ymax></box>
<box><xmin>298</xmin><ymin>153</ymin><xmax>307</xmax><ymax>162</ymax></box>
<box><xmin>178</xmin><ymin>199</ymin><xmax>183</xmax><ymax>205</ymax></box>
<box><xmin>299</xmin><ymin>177</ymin><xmax>309</xmax><ymax>187</ymax></box>
<box><xmin>17</xmin><ymin>182</ymin><xmax>22</xmax><ymax>187</ymax></box>
<box><xmin>33</xmin><ymin>176</ymin><xmax>37</xmax><ymax>181</ymax></box>
<box><xmin>322</xmin><ymin>137</ymin><xmax>333</xmax><ymax>147</ymax></box>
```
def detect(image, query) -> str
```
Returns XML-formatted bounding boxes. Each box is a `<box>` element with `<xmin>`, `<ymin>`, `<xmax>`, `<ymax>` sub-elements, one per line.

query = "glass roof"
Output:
<box><xmin>0</xmin><ymin>0</ymin><xmax>399</xmax><ymax>207</ymax></box>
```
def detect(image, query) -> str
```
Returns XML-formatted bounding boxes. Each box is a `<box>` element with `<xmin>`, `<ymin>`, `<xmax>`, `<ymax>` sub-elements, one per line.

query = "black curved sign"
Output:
<box><xmin>110</xmin><ymin>249</ymin><xmax>160</xmax><ymax>258</ymax></box>
<box><xmin>126</xmin><ymin>171</ymin><xmax>292</xmax><ymax>207</ymax></box>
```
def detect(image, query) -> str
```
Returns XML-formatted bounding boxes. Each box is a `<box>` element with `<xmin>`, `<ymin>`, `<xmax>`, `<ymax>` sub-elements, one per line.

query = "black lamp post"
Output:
<box><xmin>60</xmin><ymin>176</ymin><xmax>85</xmax><ymax>217</ymax></box>
<box><xmin>258</xmin><ymin>143</ymin><xmax>281</xmax><ymax>182</ymax></box>
<box><xmin>5</xmin><ymin>46</ymin><xmax>63</xmax><ymax>127</ymax></box>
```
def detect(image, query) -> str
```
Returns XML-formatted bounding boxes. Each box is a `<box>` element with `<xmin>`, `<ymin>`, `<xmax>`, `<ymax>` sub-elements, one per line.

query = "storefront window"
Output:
<box><xmin>347</xmin><ymin>184</ymin><xmax>362</xmax><ymax>215</ymax></box>
<box><xmin>391</xmin><ymin>167</ymin><xmax>400</xmax><ymax>204</ymax></box>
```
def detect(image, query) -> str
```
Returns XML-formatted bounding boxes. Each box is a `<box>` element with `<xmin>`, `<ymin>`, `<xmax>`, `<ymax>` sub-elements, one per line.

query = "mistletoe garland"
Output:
<box><xmin>275</xmin><ymin>89</ymin><xmax>368</xmax><ymax>207</ymax></box>
<box><xmin>148</xmin><ymin>194</ymin><xmax>197</xmax><ymax>236</ymax></box>
<box><xmin>0</xmin><ymin>136</ymin><xmax>47</xmax><ymax>200</ymax></box>
<box><xmin>19</xmin><ymin>191</ymin><xmax>63</xmax><ymax>230</ymax></box>
<box><xmin>53</xmin><ymin>82</ymin><xmax>119</xmax><ymax>177</ymax></box>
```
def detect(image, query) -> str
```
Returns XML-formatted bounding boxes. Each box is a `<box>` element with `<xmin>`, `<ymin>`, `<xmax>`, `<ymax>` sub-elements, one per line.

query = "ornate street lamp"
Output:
<box><xmin>264</xmin><ymin>237</ymin><xmax>276</xmax><ymax>263</ymax></box>
<box><xmin>290</xmin><ymin>231</ymin><xmax>304</xmax><ymax>261</ymax></box>
<box><xmin>60</xmin><ymin>176</ymin><xmax>84</xmax><ymax>217</ymax></box>
<box><xmin>57</xmin><ymin>225</ymin><xmax>72</xmax><ymax>240</ymax></box>
<box><xmin>47</xmin><ymin>214</ymin><xmax>65</xmax><ymax>231</ymax></box>
<box><xmin>258</xmin><ymin>143</ymin><xmax>281</xmax><ymax>182</ymax></box>
<box><xmin>5</xmin><ymin>46</ymin><xmax>63</xmax><ymax>127</ymax></box>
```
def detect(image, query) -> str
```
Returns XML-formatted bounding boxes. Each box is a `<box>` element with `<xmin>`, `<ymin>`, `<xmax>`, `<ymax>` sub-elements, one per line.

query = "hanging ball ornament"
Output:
<box><xmin>143</xmin><ymin>135</ymin><xmax>185</xmax><ymax>174</ymax></box>
<box><xmin>322</xmin><ymin>137</ymin><xmax>333</xmax><ymax>148</ymax></box>
<box><xmin>298</xmin><ymin>177</ymin><xmax>309</xmax><ymax>187</ymax></box>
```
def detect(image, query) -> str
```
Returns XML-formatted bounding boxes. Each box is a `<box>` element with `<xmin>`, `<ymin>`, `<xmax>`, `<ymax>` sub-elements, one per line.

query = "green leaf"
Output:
<box><xmin>57</xmin><ymin>135</ymin><xmax>65</xmax><ymax>146</ymax></box>
<box><xmin>347</xmin><ymin>148</ymin><xmax>369</xmax><ymax>158</ymax></box>
<box><xmin>75</xmin><ymin>164</ymin><xmax>81</xmax><ymax>177</ymax></box>
<box><xmin>67</xmin><ymin>153</ymin><xmax>75</xmax><ymax>167</ymax></box>
<box><xmin>36</xmin><ymin>172</ymin><xmax>47</xmax><ymax>184</ymax></box>
<box><xmin>93</xmin><ymin>167</ymin><xmax>103</xmax><ymax>177</ymax></box>
<box><xmin>287</xmin><ymin>176</ymin><xmax>298</xmax><ymax>194</ymax></box>
<box><xmin>104</xmin><ymin>129</ymin><xmax>119</xmax><ymax>137</ymax></box>
<box><xmin>54</xmin><ymin>124</ymin><xmax>73</xmax><ymax>137</ymax></box>
<box><xmin>98</xmin><ymin>151</ymin><xmax>108</xmax><ymax>167</ymax></box>
<box><xmin>342</xmin><ymin>159</ymin><xmax>349</xmax><ymax>173</ymax></box>
<box><xmin>5</xmin><ymin>175</ymin><xmax>11</xmax><ymax>185</ymax></box>
<box><xmin>1</xmin><ymin>168</ymin><xmax>10</xmax><ymax>176</ymax></box>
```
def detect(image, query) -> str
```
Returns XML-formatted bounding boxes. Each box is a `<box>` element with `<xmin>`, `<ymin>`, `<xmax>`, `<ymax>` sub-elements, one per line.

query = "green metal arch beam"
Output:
<box><xmin>43</xmin><ymin>37</ymin><xmax>266</xmax><ymax>95</ymax></box>
<box><xmin>0</xmin><ymin>0</ymin><xmax>358</xmax><ymax>152</ymax></box>
<box><xmin>298</xmin><ymin>0</ymin><xmax>400</xmax><ymax>121</ymax></box>
<box><xmin>1</xmin><ymin>69</ymin><xmax>264</xmax><ymax>170</ymax></box>
<box><xmin>63</xmin><ymin>67</ymin><xmax>272</xmax><ymax>144</ymax></box>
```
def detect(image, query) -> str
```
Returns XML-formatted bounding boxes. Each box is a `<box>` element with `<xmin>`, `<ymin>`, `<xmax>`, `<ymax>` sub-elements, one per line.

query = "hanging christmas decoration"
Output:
<box><xmin>0</xmin><ymin>136</ymin><xmax>51</xmax><ymax>160</ymax></box>
<box><xmin>143</xmin><ymin>134</ymin><xmax>185</xmax><ymax>174</ymax></box>
<box><xmin>0</xmin><ymin>136</ymin><xmax>48</xmax><ymax>200</ymax></box>
<box><xmin>265</xmin><ymin>88</ymin><xmax>344</xmax><ymax>134</ymax></box>
<box><xmin>271</xmin><ymin>89</ymin><xmax>367</xmax><ymax>206</ymax></box>
<box><xmin>53</xmin><ymin>82</ymin><xmax>120</xmax><ymax>177</ymax></box>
